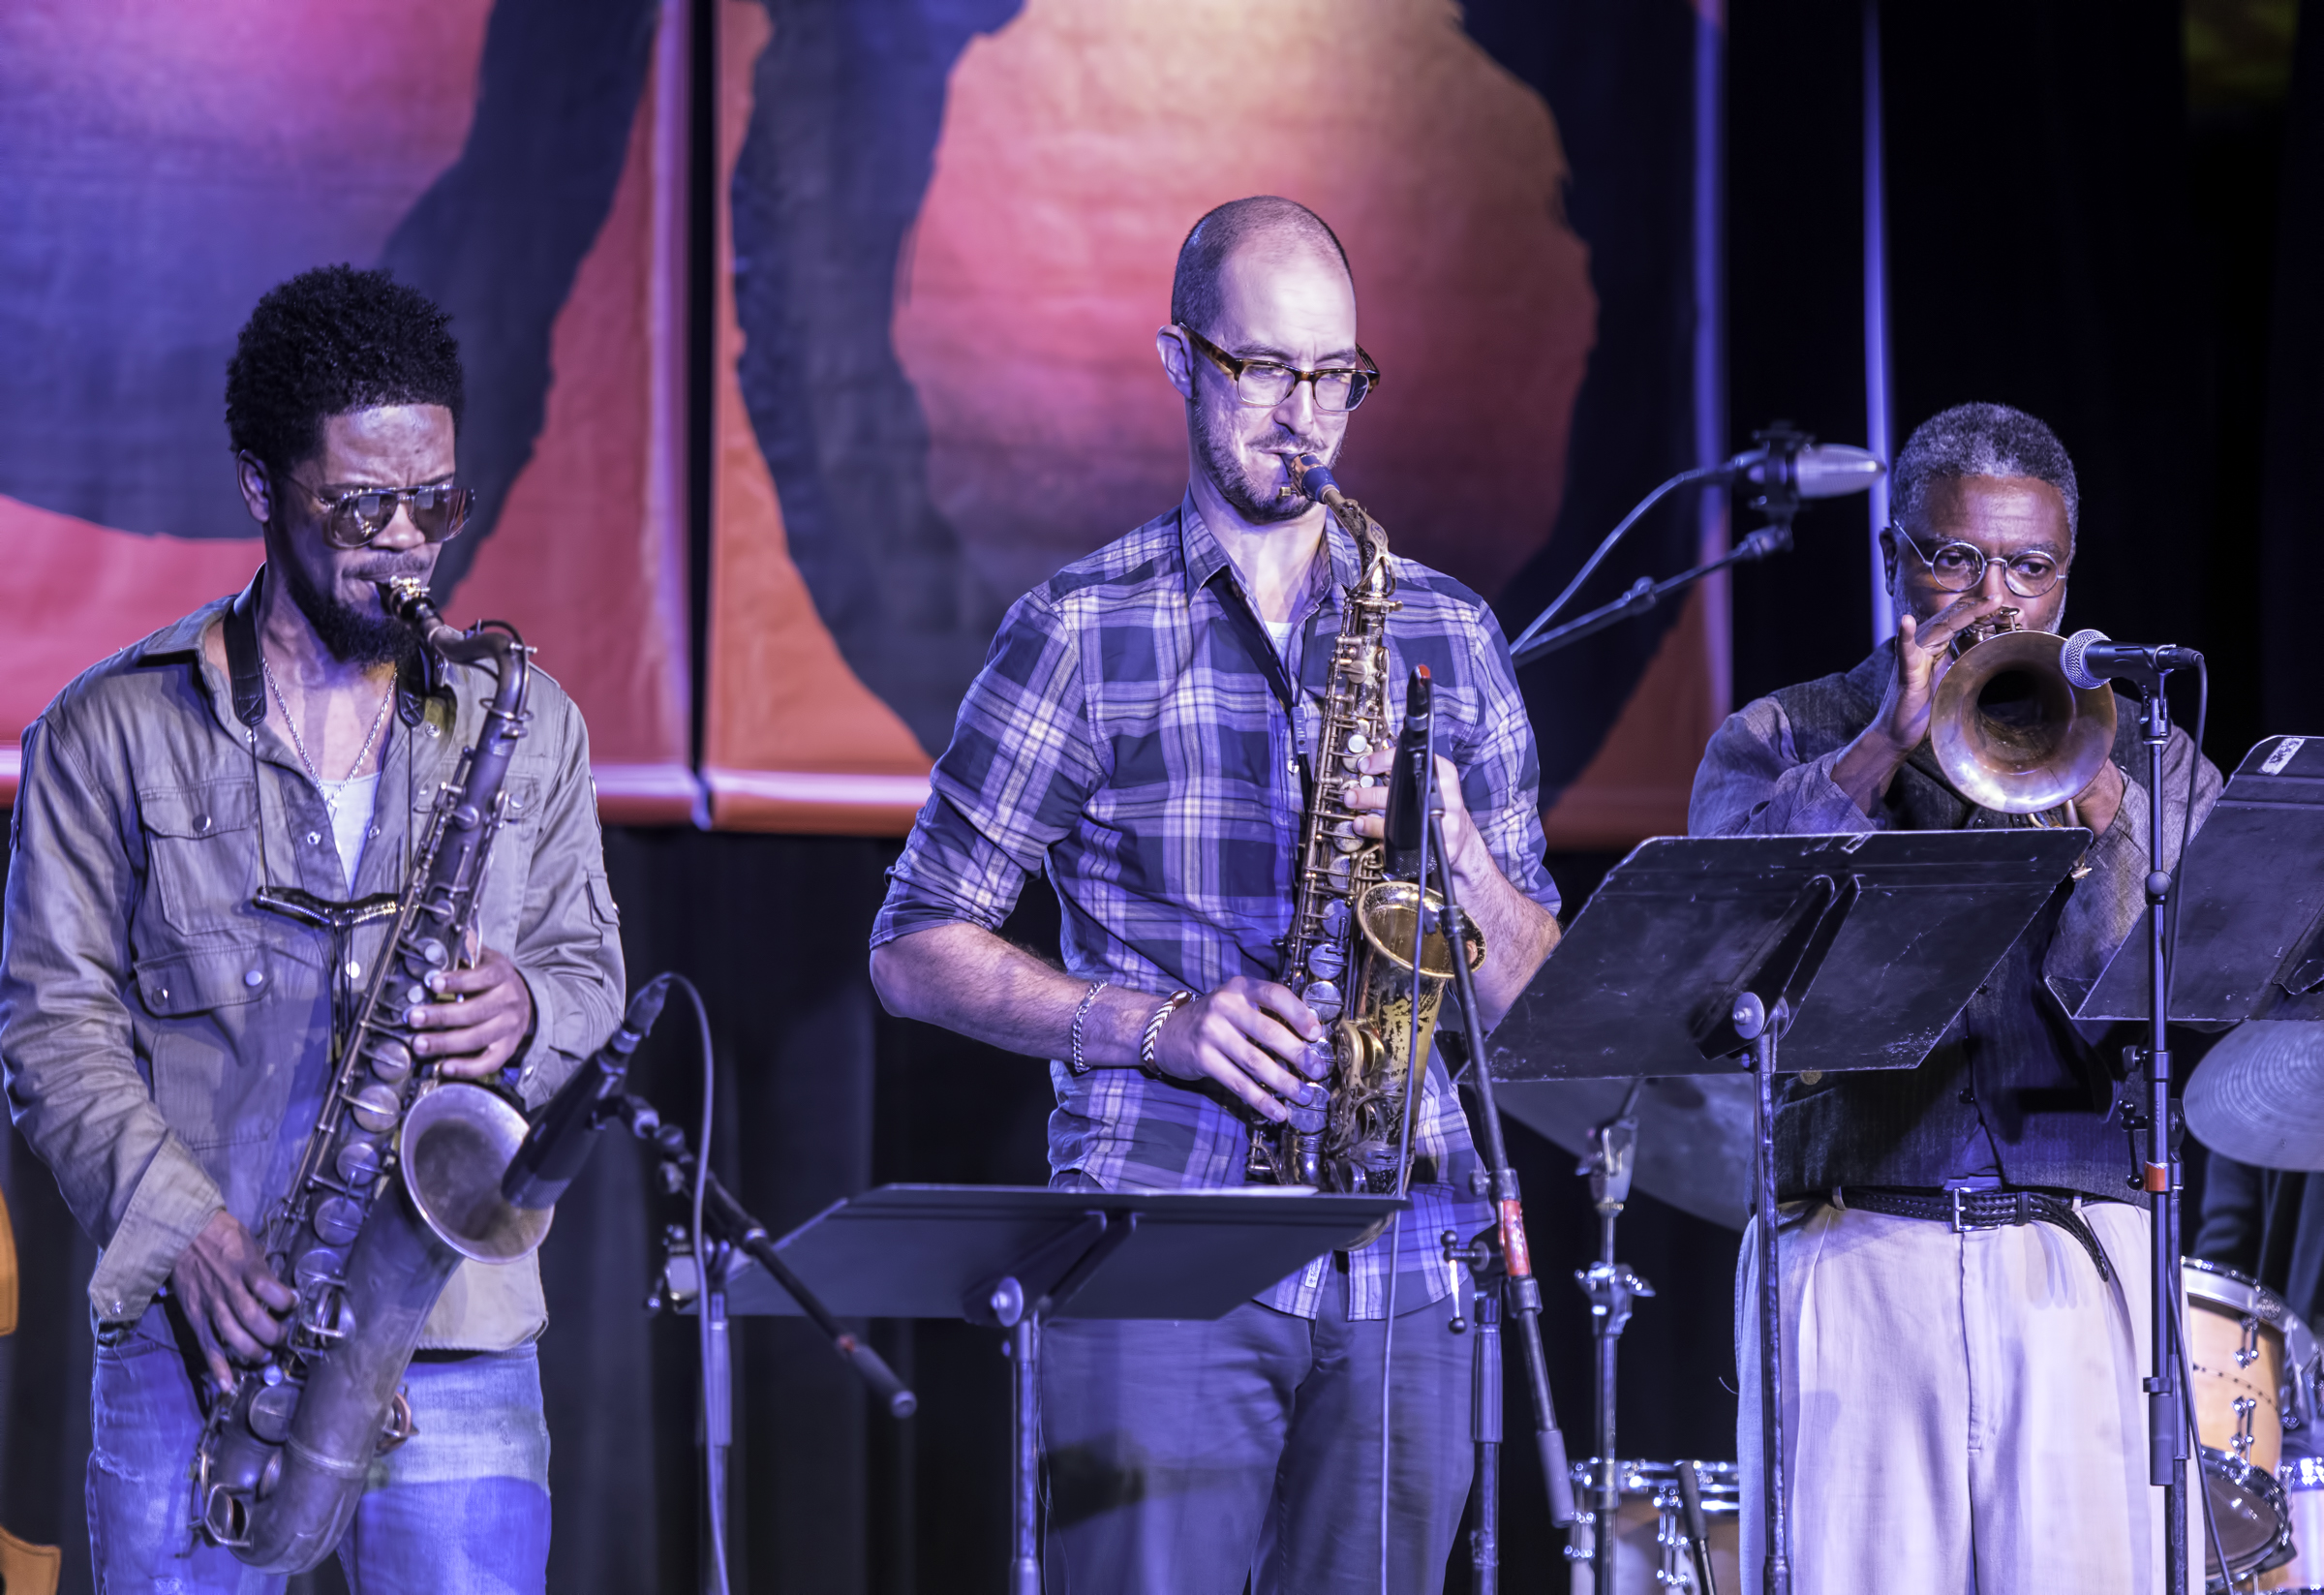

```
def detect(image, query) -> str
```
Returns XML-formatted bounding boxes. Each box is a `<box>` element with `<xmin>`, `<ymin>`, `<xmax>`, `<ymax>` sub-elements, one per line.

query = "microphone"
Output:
<box><xmin>1383</xmin><ymin>665</ymin><xmax>1432</xmax><ymax>881</ymax></box>
<box><xmin>502</xmin><ymin>974</ymin><xmax>673</xmax><ymax>1210</ymax></box>
<box><xmin>1715</xmin><ymin>441</ymin><xmax>1885</xmax><ymax>500</ymax></box>
<box><xmin>2059</xmin><ymin>630</ymin><xmax>2204</xmax><ymax>691</ymax></box>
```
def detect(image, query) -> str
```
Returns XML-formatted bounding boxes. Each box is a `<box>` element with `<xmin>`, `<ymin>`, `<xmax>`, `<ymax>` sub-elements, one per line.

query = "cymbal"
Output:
<box><xmin>2185</xmin><ymin>1021</ymin><xmax>2324</xmax><ymax>1172</ymax></box>
<box><xmin>1494</xmin><ymin>1073</ymin><xmax>1756</xmax><ymax>1232</ymax></box>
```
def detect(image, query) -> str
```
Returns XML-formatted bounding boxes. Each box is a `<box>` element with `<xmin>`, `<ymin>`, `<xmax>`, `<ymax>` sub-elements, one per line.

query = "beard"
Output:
<box><xmin>278</xmin><ymin>547</ymin><xmax>428</xmax><ymax>671</ymax></box>
<box><xmin>1191</xmin><ymin>401</ymin><xmax>1328</xmax><ymax>525</ymax></box>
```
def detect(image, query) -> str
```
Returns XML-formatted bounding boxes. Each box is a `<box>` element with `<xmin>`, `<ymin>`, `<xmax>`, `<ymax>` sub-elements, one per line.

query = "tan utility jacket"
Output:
<box><xmin>1</xmin><ymin>575</ymin><xmax>625</xmax><ymax>1346</ymax></box>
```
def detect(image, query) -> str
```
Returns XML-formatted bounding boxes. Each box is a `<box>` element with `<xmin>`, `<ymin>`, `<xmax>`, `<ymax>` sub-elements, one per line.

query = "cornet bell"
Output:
<box><xmin>1929</xmin><ymin>613</ymin><xmax>2118</xmax><ymax>815</ymax></box>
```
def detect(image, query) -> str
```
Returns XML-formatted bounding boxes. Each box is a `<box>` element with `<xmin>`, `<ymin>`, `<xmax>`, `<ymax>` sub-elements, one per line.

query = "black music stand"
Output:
<box><xmin>2080</xmin><ymin>733</ymin><xmax>2324</xmax><ymax>1029</ymax></box>
<box><xmin>1483</xmin><ymin>829</ymin><xmax>2089</xmax><ymax>1595</ymax></box>
<box><xmin>662</xmin><ymin>1183</ymin><xmax>1404</xmax><ymax>1595</ymax></box>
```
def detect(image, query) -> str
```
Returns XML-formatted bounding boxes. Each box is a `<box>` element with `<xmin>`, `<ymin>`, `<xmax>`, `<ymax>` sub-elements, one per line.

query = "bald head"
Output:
<box><xmin>1170</xmin><ymin>196</ymin><xmax>1353</xmax><ymax>337</ymax></box>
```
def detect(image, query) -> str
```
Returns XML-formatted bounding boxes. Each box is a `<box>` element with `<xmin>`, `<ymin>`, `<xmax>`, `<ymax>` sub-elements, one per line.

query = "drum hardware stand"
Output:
<box><xmin>1675</xmin><ymin>1460</ymin><xmax>1721</xmax><ymax>1595</ymax></box>
<box><xmin>1575</xmin><ymin>1084</ymin><xmax>1657</xmax><ymax>1595</ymax></box>
<box><xmin>1423</xmin><ymin>805</ymin><xmax>1577</xmax><ymax>1595</ymax></box>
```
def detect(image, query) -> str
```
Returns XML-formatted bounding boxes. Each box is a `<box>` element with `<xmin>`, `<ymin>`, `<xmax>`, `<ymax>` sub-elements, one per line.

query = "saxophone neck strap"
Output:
<box><xmin>228</xmin><ymin>564</ymin><xmax>448</xmax><ymax>732</ymax></box>
<box><xmin>224</xmin><ymin>571</ymin><xmax>267</xmax><ymax>730</ymax></box>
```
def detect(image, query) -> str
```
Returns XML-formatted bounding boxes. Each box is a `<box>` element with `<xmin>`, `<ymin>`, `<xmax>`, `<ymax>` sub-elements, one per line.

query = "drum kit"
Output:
<box><xmin>1496</xmin><ymin>1025</ymin><xmax>2324</xmax><ymax>1595</ymax></box>
<box><xmin>2180</xmin><ymin>1012</ymin><xmax>2324</xmax><ymax>1592</ymax></box>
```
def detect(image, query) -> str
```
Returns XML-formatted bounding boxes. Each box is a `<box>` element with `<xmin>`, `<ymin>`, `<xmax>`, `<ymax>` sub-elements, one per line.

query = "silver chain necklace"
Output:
<box><xmin>260</xmin><ymin>650</ymin><xmax>393</xmax><ymax>823</ymax></box>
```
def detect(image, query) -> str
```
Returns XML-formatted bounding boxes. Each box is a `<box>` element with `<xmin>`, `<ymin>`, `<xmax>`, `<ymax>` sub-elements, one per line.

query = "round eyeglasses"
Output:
<box><xmin>1891</xmin><ymin>527</ymin><xmax>2065</xmax><ymax>599</ymax></box>
<box><xmin>1178</xmin><ymin>324</ymin><xmax>1379</xmax><ymax>414</ymax></box>
<box><xmin>290</xmin><ymin>477</ymin><xmax>475</xmax><ymax>549</ymax></box>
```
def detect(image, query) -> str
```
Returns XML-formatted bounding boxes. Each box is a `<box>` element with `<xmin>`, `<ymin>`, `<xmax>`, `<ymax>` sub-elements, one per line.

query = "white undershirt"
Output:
<box><xmin>1263</xmin><ymin>618</ymin><xmax>1295</xmax><ymax>661</ymax></box>
<box><xmin>317</xmin><ymin>771</ymin><xmax>382</xmax><ymax>885</ymax></box>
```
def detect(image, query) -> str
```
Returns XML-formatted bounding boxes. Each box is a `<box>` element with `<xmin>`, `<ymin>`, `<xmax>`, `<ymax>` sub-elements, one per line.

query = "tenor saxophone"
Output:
<box><xmin>193</xmin><ymin>578</ymin><xmax>554</xmax><ymax>1572</ymax></box>
<box><xmin>1248</xmin><ymin>457</ymin><xmax>1483</xmax><ymax>1199</ymax></box>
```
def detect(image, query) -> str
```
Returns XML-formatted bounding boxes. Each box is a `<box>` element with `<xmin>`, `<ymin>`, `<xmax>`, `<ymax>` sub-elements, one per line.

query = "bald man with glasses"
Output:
<box><xmin>872</xmin><ymin>196</ymin><xmax>1562</xmax><ymax>1594</ymax></box>
<box><xmin>1690</xmin><ymin>402</ymin><xmax>2218</xmax><ymax>1594</ymax></box>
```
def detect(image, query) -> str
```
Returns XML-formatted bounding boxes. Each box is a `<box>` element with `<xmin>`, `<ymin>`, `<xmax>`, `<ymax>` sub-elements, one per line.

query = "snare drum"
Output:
<box><xmin>2186</xmin><ymin>1259</ymin><xmax>2322</xmax><ymax>1585</ymax></box>
<box><xmin>1566</xmin><ymin>1459</ymin><xmax>1739</xmax><ymax>1595</ymax></box>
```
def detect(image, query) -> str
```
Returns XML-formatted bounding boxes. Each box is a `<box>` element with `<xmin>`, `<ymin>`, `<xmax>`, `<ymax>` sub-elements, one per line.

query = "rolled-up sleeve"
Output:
<box><xmin>508</xmin><ymin>693</ymin><xmax>627</xmax><ymax>1110</ymax></box>
<box><xmin>2</xmin><ymin>711</ymin><xmax>224</xmax><ymax>1322</ymax></box>
<box><xmin>1461</xmin><ymin>606</ymin><xmax>1560</xmax><ymax>917</ymax></box>
<box><xmin>1690</xmin><ymin>696</ymin><xmax>1878</xmax><ymax>838</ymax></box>
<box><xmin>872</xmin><ymin>587</ymin><xmax>1103</xmax><ymax>947</ymax></box>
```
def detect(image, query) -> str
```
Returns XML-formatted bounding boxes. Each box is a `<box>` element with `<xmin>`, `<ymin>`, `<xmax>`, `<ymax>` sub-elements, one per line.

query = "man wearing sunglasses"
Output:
<box><xmin>871</xmin><ymin>197</ymin><xmax>1562</xmax><ymax>1591</ymax></box>
<box><xmin>1691</xmin><ymin>402</ymin><xmax>2219</xmax><ymax>1593</ymax></box>
<box><xmin>0</xmin><ymin>265</ymin><xmax>624</xmax><ymax>1592</ymax></box>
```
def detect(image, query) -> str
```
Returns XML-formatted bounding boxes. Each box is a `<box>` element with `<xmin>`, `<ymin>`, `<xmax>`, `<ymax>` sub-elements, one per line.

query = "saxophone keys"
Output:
<box><xmin>1321</xmin><ymin>899</ymin><xmax>1352</xmax><ymax>939</ymax></box>
<box><xmin>1345</xmin><ymin>732</ymin><xmax>1371</xmax><ymax>755</ymax></box>
<box><xmin>348</xmin><ymin>1081</ymin><xmax>402</xmax><ymax>1133</ymax></box>
<box><xmin>1303</xmin><ymin>980</ymin><xmax>1343</xmax><ymax>1022</ymax></box>
<box><xmin>379</xmin><ymin>1388</ymin><xmax>416</xmax><ymax>1453</ymax></box>
<box><xmin>247</xmin><ymin>1381</ymin><xmax>300</xmax><ymax>1444</ymax></box>
<box><xmin>367</xmin><ymin>1037</ymin><xmax>413</xmax><ymax>1084</ymax></box>
<box><xmin>1298</xmin><ymin>1037</ymin><xmax>1335</xmax><ymax>1081</ymax></box>
<box><xmin>1283</xmin><ymin>1101</ymin><xmax>1329</xmax><ymax>1134</ymax></box>
<box><xmin>294</xmin><ymin>1245</ymin><xmax>347</xmax><ymax>1293</ymax></box>
<box><xmin>1305</xmin><ymin>943</ymin><xmax>1345</xmax><ymax>982</ymax></box>
<box><xmin>310</xmin><ymin>1194</ymin><xmax>366</xmax><ymax>1246</ymax></box>
<box><xmin>403</xmin><ymin>937</ymin><xmax>450</xmax><ymax>975</ymax></box>
<box><xmin>335</xmin><ymin>1137</ymin><xmax>383</xmax><ymax>1186</ymax></box>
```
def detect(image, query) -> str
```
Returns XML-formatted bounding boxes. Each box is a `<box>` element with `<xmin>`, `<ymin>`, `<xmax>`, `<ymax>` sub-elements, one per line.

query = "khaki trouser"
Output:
<box><xmin>1736</xmin><ymin>1200</ymin><xmax>2202</xmax><ymax>1595</ymax></box>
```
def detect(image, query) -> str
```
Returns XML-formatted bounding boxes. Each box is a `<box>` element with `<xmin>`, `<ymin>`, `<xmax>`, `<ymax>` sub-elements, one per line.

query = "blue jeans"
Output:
<box><xmin>88</xmin><ymin>1304</ymin><xmax>551</xmax><ymax>1594</ymax></box>
<box><xmin>1039</xmin><ymin>1277</ymin><xmax>1475</xmax><ymax>1595</ymax></box>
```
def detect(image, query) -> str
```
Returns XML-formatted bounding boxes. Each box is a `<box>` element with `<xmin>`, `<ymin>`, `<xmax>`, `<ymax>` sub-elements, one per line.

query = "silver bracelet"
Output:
<box><xmin>1139</xmin><ymin>990</ymin><xmax>1194</xmax><ymax>1081</ymax></box>
<box><xmin>1066</xmin><ymin>980</ymin><xmax>1109</xmax><ymax>1076</ymax></box>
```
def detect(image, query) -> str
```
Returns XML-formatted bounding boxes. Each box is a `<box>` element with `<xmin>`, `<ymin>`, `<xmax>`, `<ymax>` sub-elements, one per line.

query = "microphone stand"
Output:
<box><xmin>1509</xmin><ymin>422</ymin><xmax>1819</xmax><ymax>671</ymax></box>
<box><xmin>1429</xmin><ymin>799</ymin><xmax>1577</xmax><ymax>1595</ymax></box>
<box><xmin>624</xmin><ymin>1090</ymin><xmax>917</xmax><ymax>1417</ymax></box>
<box><xmin>1511</xmin><ymin>523</ymin><xmax>1792</xmax><ymax>670</ymax></box>
<box><xmin>2127</xmin><ymin>668</ymin><xmax>2190</xmax><ymax>1594</ymax></box>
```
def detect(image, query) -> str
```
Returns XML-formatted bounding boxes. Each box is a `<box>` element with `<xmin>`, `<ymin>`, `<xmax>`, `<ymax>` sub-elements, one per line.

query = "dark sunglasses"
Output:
<box><xmin>286</xmin><ymin>475</ymin><xmax>475</xmax><ymax>549</ymax></box>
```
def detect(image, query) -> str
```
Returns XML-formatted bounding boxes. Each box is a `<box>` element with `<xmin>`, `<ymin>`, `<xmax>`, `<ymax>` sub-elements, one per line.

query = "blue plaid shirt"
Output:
<box><xmin>872</xmin><ymin>497</ymin><xmax>1560</xmax><ymax>1320</ymax></box>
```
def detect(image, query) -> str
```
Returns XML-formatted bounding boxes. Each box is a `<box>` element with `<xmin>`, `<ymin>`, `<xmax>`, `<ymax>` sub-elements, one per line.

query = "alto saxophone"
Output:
<box><xmin>1248</xmin><ymin>457</ymin><xmax>1483</xmax><ymax>1199</ymax></box>
<box><xmin>194</xmin><ymin>578</ymin><xmax>554</xmax><ymax>1573</ymax></box>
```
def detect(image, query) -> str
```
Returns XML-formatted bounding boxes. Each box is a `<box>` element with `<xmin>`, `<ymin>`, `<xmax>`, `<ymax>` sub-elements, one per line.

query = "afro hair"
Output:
<box><xmin>225</xmin><ymin>264</ymin><xmax>464</xmax><ymax>475</ymax></box>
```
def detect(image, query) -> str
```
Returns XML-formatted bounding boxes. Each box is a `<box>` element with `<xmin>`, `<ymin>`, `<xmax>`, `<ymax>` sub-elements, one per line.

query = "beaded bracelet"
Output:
<box><xmin>1065</xmin><ymin>980</ymin><xmax>1109</xmax><ymax>1076</ymax></box>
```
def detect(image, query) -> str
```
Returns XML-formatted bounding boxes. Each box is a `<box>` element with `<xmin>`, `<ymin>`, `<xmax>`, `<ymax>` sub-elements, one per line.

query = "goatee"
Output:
<box><xmin>278</xmin><ymin>554</ymin><xmax>425</xmax><ymax>671</ymax></box>
<box><xmin>1193</xmin><ymin>405</ymin><xmax>1321</xmax><ymax>525</ymax></box>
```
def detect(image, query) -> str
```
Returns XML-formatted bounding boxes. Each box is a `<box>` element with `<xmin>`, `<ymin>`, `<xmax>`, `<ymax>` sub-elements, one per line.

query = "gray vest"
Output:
<box><xmin>1766</xmin><ymin>641</ymin><xmax>2140</xmax><ymax>1202</ymax></box>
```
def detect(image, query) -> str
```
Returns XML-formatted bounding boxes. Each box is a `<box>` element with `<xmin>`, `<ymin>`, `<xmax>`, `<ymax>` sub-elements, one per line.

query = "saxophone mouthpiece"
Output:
<box><xmin>1288</xmin><ymin>452</ymin><xmax>1342</xmax><ymax>506</ymax></box>
<box><xmin>378</xmin><ymin>577</ymin><xmax>462</xmax><ymax>652</ymax></box>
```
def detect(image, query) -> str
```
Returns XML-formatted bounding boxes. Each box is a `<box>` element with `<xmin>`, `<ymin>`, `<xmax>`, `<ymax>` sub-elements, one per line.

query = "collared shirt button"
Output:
<box><xmin>345</xmin><ymin>960</ymin><xmax>362</xmax><ymax>980</ymax></box>
<box><xmin>307</xmin><ymin>830</ymin><xmax>322</xmax><ymax>845</ymax></box>
<box><xmin>194</xmin><ymin>814</ymin><xmax>212</xmax><ymax>834</ymax></box>
<box><xmin>244</xmin><ymin>968</ymin><xmax>265</xmax><ymax>989</ymax></box>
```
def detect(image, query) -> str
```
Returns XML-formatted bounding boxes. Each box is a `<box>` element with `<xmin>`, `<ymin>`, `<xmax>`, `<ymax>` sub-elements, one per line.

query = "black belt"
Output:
<box><xmin>1833</xmin><ymin>1185</ymin><xmax>2115</xmax><ymax>1282</ymax></box>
